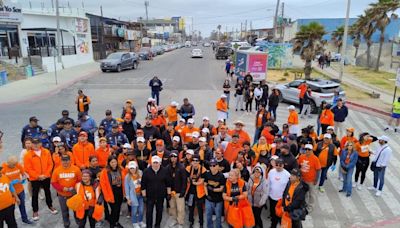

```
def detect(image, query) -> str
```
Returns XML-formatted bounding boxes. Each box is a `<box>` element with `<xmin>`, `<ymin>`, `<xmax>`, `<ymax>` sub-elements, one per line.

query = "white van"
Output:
<box><xmin>185</xmin><ymin>41</ymin><xmax>191</xmax><ymax>47</ymax></box>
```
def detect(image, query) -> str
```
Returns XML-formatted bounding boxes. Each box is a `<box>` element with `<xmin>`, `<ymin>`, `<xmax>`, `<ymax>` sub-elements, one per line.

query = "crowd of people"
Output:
<box><xmin>0</xmin><ymin>74</ymin><xmax>396</xmax><ymax>228</ymax></box>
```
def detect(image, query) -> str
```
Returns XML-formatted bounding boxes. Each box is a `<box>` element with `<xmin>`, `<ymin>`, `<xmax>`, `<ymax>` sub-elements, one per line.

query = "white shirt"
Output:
<box><xmin>373</xmin><ymin>144</ymin><xmax>392</xmax><ymax>168</ymax></box>
<box><xmin>268</xmin><ymin>168</ymin><xmax>290</xmax><ymax>200</ymax></box>
<box><xmin>254</xmin><ymin>88</ymin><xmax>263</xmax><ymax>99</ymax></box>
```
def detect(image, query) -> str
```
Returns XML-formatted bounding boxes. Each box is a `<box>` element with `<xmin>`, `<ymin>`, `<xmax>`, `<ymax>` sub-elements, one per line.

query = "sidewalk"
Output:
<box><xmin>292</xmin><ymin>56</ymin><xmax>394</xmax><ymax>105</ymax></box>
<box><xmin>0</xmin><ymin>62</ymin><xmax>99</xmax><ymax>106</ymax></box>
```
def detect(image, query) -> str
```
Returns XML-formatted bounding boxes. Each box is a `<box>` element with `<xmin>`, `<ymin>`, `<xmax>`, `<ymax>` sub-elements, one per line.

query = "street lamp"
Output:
<box><xmin>339</xmin><ymin>0</ymin><xmax>351</xmax><ymax>82</ymax></box>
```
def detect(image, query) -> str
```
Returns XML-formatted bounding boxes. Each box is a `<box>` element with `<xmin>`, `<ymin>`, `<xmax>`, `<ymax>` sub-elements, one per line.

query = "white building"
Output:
<box><xmin>0</xmin><ymin>0</ymin><xmax>23</xmax><ymax>60</ymax></box>
<box><xmin>20</xmin><ymin>8</ymin><xmax>93</xmax><ymax>72</ymax></box>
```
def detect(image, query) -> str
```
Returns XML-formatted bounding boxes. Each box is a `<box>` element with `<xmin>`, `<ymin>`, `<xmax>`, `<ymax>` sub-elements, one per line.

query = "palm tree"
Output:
<box><xmin>293</xmin><ymin>22</ymin><xmax>326</xmax><ymax>79</ymax></box>
<box><xmin>353</xmin><ymin>11</ymin><xmax>376</xmax><ymax>68</ymax></box>
<box><xmin>331</xmin><ymin>26</ymin><xmax>345</xmax><ymax>53</ymax></box>
<box><xmin>349</xmin><ymin>20</ymin><xmax>362</xmax><ymax>59</ymax></box>
<box><xmin>217</xmin><ymin>25</ymin><xmax>222</xmax><ymax>41</ymax></box>
<box><xmin>369</xmin><ymin>0</ymin><xmax>399</xmax><ymax>71</ymax></box>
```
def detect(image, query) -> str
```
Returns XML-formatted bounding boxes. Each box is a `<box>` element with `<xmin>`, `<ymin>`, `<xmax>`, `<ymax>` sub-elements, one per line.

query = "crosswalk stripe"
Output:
<box><xmin>315</xmin><ymin>187</ymin><xmax>342</xmax><ymax>227</ymax></box>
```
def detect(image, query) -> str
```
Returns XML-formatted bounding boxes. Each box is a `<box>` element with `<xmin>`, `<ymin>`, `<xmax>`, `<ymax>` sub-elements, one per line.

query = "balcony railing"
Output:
<box><xmin>27</xmin><ymin>46</ymin><xmax>77</xmax><ymax>57</ymax></box>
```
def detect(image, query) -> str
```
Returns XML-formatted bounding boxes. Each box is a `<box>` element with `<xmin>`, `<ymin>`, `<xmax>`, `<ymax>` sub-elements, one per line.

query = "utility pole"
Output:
<box><xmin>339</xmin><ymin>0</ymin><xmax>351</xmax><ymax>82</ymax></box>
<box><xmin>280</xmin><ymin>1</ymin><xmax>285</xmax><ymax>42</ymax></box>
<box><xmin>55</xmin><ymin>0</ymin><xmax>62</xmax><ymax>63</ymax></box>
<box><xmin>245</xmin><ymin>20</ymin><xmax>247</xmax><ymax>41</ymax></box>
<box><xmin>145</xmin><ymin>1</ymin><xmax>149</xmax><ymax>28</ymax></box>
<box><xmin>273</xmin><ymin>0</ymin><xmax>281</xmax><ymax>40</ymax></box>
<box><xmin>192</xmin><ymin>17</ymin><xmax>194</xmax><ymax>41</ymax></box>
<box><xmin>240</xmin><ymin>22</ymin><xmax>243</xmax><ymax>40</ymax></box>
<box><xmin>100</xmin><ymin>5</ymin><xmax>105</xmax><ymax>59</ymax></box>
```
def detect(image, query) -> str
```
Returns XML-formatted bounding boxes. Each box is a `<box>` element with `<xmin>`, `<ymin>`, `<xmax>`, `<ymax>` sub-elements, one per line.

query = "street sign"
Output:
<box><xmin>396</xmin><ymin>68</ymin><xmax>400</xmax><ymax>87</ymax></box>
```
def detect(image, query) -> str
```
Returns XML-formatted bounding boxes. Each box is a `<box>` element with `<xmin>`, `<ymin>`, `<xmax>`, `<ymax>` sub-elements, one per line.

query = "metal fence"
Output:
<box><xmin>27</xmin><ymin>45</ymin><xmax>77</xmax><ymax>57</ymax></box>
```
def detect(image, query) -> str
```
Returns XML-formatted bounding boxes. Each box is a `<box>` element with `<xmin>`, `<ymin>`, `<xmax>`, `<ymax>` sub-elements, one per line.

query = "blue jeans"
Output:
<box><xmin>319</xmin><ymin>167</ymin><xmax>329</xmax><ymax>187</ymax></box>
<box><xmin>254</xmin><ymin>128</ymin><xmax>261</xmax><ymax>145</ymax></box>
<box><xmin>18</xmin><ymin>191</ymin><xmax>28</xmax><ymax>221</ymax></box>
<box><xmin>205</xmin><ymin>199</ymin><xmax>223</xmax><ymax>228</ymax></box>
<box><xmin>268</xmin><ymin>105</ymin><xmax>277</xmax><ymax>119</ymax></box>
<box><xmin>131</xmin><ymin>195</ymin><xmax>144</xmax><ymax>224</ymax></box>
<box><xmin>341</xmin><ymin>167</ymin><xmax>355</xmax><ymax>195</ymax></box>
<box><xmin>151</xmin><ymin>91</ymin><xmax>160</xmax><ymax>105</ymax></box>
<box><xmin>317</xmin><ymin>118</ymin><xmax>321</xmax><ymax>135</ymax></box>
<box><xmin>373</xmin><ymin>167</ymin><xmax>386</xmax><ymax>191</ymax></box>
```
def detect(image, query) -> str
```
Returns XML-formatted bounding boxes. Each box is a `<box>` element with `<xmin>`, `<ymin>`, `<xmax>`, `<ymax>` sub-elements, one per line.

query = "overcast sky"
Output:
<box><xmin>20</xmin><ymin>0</ymin><xmax>375</xmax><ymax>35</ymax></box>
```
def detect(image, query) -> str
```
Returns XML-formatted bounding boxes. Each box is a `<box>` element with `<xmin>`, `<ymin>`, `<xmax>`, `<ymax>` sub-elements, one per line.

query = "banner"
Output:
<box><xmin>75</xmin><ymin>18</ymin><xmax>88</xmax><ymax>33</ymax></box>
<box><xmin>248</xmin><ymin>54</ymin><xmax>268</xmax><ymax>81</ymax></box>
<box><xmin>235</xmin><ymin>52</ymin><xmax>247</xmax><ymax>79</ymax></box>
<box><xmin>0</xmin><ymin>0</ymin><xmax>22</xmax><ymax>22</ymax></box>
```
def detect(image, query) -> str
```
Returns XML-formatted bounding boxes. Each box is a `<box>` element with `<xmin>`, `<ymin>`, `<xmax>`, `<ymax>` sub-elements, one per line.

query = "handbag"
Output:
<box><xmin>370</xmin><ymin>146</ymin><xmax>387</xmax><ymax>172</ymax></box>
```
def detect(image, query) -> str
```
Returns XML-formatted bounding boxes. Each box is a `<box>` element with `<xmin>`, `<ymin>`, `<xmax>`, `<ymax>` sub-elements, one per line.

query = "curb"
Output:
<box><xmin>0</xmin><ymin>70</ymin><xmax>99</xmax><ymax>107</ymax></box>
<box><xmin>346</xmin><ymin>101</ymin><xmax>391</xmax><ymax>117</ymax></box>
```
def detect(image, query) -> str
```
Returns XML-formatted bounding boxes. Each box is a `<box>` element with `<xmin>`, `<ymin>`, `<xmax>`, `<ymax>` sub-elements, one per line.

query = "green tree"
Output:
<box><xmin>331</xmin><ymin>26</ymin><xmax>344</xmax><ymax>53</ymax></box>
<box><xmin>349</xmin><ymin>20</ymin><xmax>362</xmax><ymax>58</ymax></box>
<box><xmin>369</xmin><ymin>0</ymin><xmax>399</xmax><ymax>71</ymax></box>
<box><xmin>293</xmin><ymin>22</ymin><xmax>326</xmax><ymax>79</ymax></box>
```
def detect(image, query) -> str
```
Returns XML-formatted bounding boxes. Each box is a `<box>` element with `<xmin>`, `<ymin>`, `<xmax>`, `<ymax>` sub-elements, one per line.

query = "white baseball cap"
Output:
<box><xmin>288</xmin><ymin>105</ymin><xmax>296</xmax><ymax>110</ymax></box>
<box><xmin>173</xmin><ymin>136</ymin><xmax>181</xmax><ymax>142</ymax></box>
<box><xmin>151</xmin><ymin>156</ymin><xmax>162</xmax><ymax>163</ymax></box>
<box><xmin>327</xmin><ymin>126</ymin><xmax>335</xmax><ymax>130</ymax></box>
<box><xmin>192</xmin><ymin>131</ymin><xmax>200</xmax><ymax>138</ymax></box>
<box><xmin>305</xmin><ymin>144</ymin><xmax>313</xmax><ymax>150</ymax></box>
<box><xmin>127</xmin><ymin>161</ymin><xmax>138</xmax><ymax>169</ymax></box>
<box><xmin>179</xmin><ymin>118</ymin><xmax>186</xmax><ymax>122</ymax></box>
<box><xmin>324</xmin><ymin>134</ymin><xmax>332</xmax><ymax>139</ymax></box>
<box><xmin>202</xmin><ymin>128</ymin><xmax>210</xmax><ymax>133</ymax></box>
<box><xmin>234</xmin><ymin>120</ymin><xmax>245</xmax><ymax>126</ymax></box>
<box><xmin>221</xmin><ymin>94</ymin><xmax>227</xmax><ymax>98</ymax></box>
<box><xmin>52</xmin><ymin>136</ymin><xmax>61</xmax><ymax>142</ymax></box>
<box><xmin>171</xmin><ymin>101</ymin><xmax>179</xmax><ymax>106</ymax></box>
<box><xmin>136</xmin><ymin>137</ymin><xmax>145</xmax><ymax>143</ymax></box>
<box><xmin>186</xmin><ymin>149</ymin><xmax>194</xmax><ymax>155</ymax></box>
<box><xmin>377</xmin><ymin>135</ymin><xmax>389</xmax><ymax>142</ymax></box>
<box><xmin>123</xmin><ymin>143</ymin><xmax>132</xmax><ymax>149</ymax></box>
<box><xmin>202</xmin><ymin>116</ymin><xmax>210</xmax><ymax>121</ymax></box>
<box><xmin>217</xmin><ymin>118</ymin><xmax>225</xmax><ymax>123</ymax></box>
<box><xmin>199</xmin><ymin>137</ymin><xmax>207</xmax><ymax>142</ymax></box>
<box><xmin>187</xmin><ymin>118</ymin><xmax>195</xmax><ymax>124</ymax></box>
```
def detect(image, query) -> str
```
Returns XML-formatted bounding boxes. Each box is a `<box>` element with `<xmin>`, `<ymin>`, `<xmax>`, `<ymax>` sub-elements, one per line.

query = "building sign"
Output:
<box><xmin>75</xmin><ymin>18</ymin><xmax>88</xmax><ymax>33</ymax></box>
<box><xmin>235</xmin><ymin>52</ymin><xmax>247</xmax><ymax>78</ymax></box>
<box><xmin>76</xmin><ymin>34</ymin><xmax>89</xmax><ymax>54</ymax></box>
<box><xmin>179</xmin><ymin>18</ymin><xmax>185</xmax><ymax>31</ymax></box>
<box><xmin>0</xmin><ymin>0</ymin><xmax>22</xmax><ymax>23</ymax></box>
<box><xmin>248</xmin><ymin>54</ymin><xmax>268</xmax><ymax>81</ymax></box>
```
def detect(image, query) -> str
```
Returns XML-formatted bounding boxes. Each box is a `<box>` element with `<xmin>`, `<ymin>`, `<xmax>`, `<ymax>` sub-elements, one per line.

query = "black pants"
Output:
<box><xmin>246</xmin><ymin>100</ymin><xmax>253</xmax><ymax>112</ymax></box>
<box><xmin>255</xmin><ymin>99</ymin><xmax>262</xmax><ymax>111</ymax></box>
<box><xmin>77</xmin><ymin>207</ymin><xmax>96</xmax><ymax>228</ymax></box>
<box><xmin>189</xmin><ymin>196</ymin><xmax>204</xmax><ymax>225</ymax></box>
<box><xmin>269</xmin><ymin>197</ymin><xmax>281</xmax><ymax>228</ymax></box>
<box><xmin>109</xmin><ymin>186</ymin><xmax>123</xmax><ymax>227</ymax></box>
<box><xmin>0</xmin><ymin>205</ymin><xmax>17</xmax><ymax>228</ymax></box>
<box><xmin>146</xmin><ymin>198</ymin><xmax>164</xmax><ymax>228</ymax></box>
<box><xmin>355</xmin><ymin>156</ymin><xmax>369</xmax><ymax>184</ymax></box>
<box><xmin>31</xmin><ymin>178</ymin><xmax>53</xmax><ymax>212</ymax></box>
<box><xmin>299</xmin><ymin>98</ymin><xmax>304</xmax><ymax>113</ymax></box>
<box><xmin>252</xmin><ymin>206</ymin><xmax>263</xmax><ymax>228</ymax></box>
<box><xmin>292</xmin><ymin>220</ymin><xmax>303</xmax><ymax>228</ymax></box>
<box><xmin>321</xmin><ymin>124</ymin><xmax>329</xmax><ymax>134</ymax></box>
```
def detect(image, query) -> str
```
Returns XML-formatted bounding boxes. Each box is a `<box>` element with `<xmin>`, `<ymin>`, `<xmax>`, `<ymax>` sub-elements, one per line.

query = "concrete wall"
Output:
<box><xmin>42</xmin><ymin>53</ymin><xmax>93</xmax><ymax>72</ymax></box>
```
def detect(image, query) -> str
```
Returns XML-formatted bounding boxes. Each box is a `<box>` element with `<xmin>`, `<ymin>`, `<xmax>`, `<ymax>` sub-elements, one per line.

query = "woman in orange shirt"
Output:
<box><xmin>354</xmin><ymin>133</ymin><xmax>378</xmax><ymax>190</ymax></box>
<box><xmin>287</xmin><ymin>106</ymin><xmax>299</xmax><ymax>136</ymax></box>
<box><xmin>0</xmin><ymin>167</ymin><xmax>20</xmax><ymax>227</ymax></box>
<box><xmin>319</xmin><ymin>104</ymin><xmax>334</xmax><ymax>134</ymax></box>
<box><xmin>95</xmin><ymin>137</ymin><xmax>111</xmax><ymax>168</ymax></box>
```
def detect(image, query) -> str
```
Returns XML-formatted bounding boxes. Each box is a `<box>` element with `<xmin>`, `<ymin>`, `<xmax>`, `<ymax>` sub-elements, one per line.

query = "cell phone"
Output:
<box><xmin>0</xmin><ymin>130</ymin><xmax>3</xmax><ymax>140</ymax></box>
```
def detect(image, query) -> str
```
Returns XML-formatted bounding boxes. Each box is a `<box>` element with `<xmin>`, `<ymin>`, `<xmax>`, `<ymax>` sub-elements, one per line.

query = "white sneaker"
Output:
<box><xmin>32</xmin><ymin>212</ymin><xmax>39</xmax><ymax>221</ymax></box>
<box><xmin>376</xmin><ymin>190</ymin><xmax>382</xmax><ymax>197</ymax></box>
<box><xmin>357</xmin><ymin>183</ymin><xmax>362</xmax><ymax>191</ymax></box>
<box><xmin>48</xmin><ymin>207</ymin><xmax>58</xmax><ymax>215</ymax></box>
<box><xmin>133</xmin><ymin>223</ymin><xmax>140</xmax><ymax>228</ymax></box>
<box><xmin>139</xmin><ymin>222</ymin><xmax>147</xmax><ymax>228</ymax></box>
<box><xmin>367</xmin><ymin>186</ymin><xmax>377</xmax><ymax>191</ymax></box>
<box><xmin>338</xmin><ymin>176</ymin><xmax>344</xmax><ymax>181</ymax></box>
<box><xmin>352</xmin><ymin>182</ymin><xmax>357</xmax><ymax>188</ymax></box>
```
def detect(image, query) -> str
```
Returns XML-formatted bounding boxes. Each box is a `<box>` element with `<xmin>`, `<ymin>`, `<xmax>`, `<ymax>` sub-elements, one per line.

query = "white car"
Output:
<box><xmin>191</xmin><ymin>49</ymin><xmax>203</xmax><ymax>58</ymax></box>
<box><xmin>274</xmin><ymin>79</ymin><xmax>346</xmax><ymax>113</ymax></box>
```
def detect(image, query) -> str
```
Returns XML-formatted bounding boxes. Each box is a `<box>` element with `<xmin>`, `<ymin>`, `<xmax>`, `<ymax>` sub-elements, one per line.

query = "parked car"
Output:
<box><xmin>203</xmin><ymin>42</ymin><xmax>211</xmax><ymax>47</ymax></box>
<box><xmin>138</xmin><ymin>47</ymin><xmax>152</xmax><ymax>60</ymax></box>
<box><xmin>185</xmin><ymin>41</ymin><xmax>191</xmax><ymax>48</ymax></box>
<box><xmin>191</xmin><ymin>49</ymin><xmax>203</xmax><ymax>58</ymax></box>
<box><xmin>215</xmin><ymin>46</ymin><xmax>230</xmax><ymax>59</ymax></box>
<box><xmin>129</xmin><ymin>52</ymin><xmax>140</xmax><ymax>69</ymax></box>
<box><xmin>274</xmin><ymin>79</ymin><xmax>346</xmax><ymax>113</ymax></box>
<box><xmin>192</xmin><ymin>42</ymin><xmax>198</xmax><ymax>46</ymax></box>
<box><xmin>101</xmin><ymin>52</ymin><xmax>135</xmax><ymax>72</ymax></box>
<box><xmin>154</xmin><ymin>46</ymin><xmax>165</xmax><ymax>55</ymax></box>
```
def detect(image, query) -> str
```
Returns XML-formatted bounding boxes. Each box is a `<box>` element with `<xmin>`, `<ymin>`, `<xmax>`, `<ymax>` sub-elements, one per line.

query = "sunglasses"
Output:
<box><xmin>210</xmin><ymin>165</ymin><xmax>217</xmax><ymax>167</ymax></box>
<box><xmin>192</xmin><ymin>159</ymin><xmax>200</xmax><ymax>162</ymax></box>
<box><xmin>170</xmin><ymin>155</ymin><xmax>178</xmax><ymax>158</ymax></box>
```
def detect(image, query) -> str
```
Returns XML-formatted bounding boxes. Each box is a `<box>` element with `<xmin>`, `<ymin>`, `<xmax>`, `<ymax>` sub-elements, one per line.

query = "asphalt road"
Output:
<box><xmin>1</xmin><ymin>47</ymin><xmax>400</xmax><ymax>228</ymax></box>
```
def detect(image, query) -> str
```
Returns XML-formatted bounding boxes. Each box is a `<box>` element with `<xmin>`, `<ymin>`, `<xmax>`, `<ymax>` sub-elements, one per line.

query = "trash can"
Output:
<box><xmin>0</xmin><ymin>71</ymin><xmax>7</xmax><ymax>86</ymax></box>
<box><xmin>25</xmin><ymin>65</ymin><xmax>33</xmax><ymax>78</ymax></box>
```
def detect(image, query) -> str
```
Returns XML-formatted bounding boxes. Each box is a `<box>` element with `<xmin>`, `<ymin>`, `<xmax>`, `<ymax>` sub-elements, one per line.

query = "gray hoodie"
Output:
<box><xmin>247</xmin><ymin>165</ymin><xmax>269</xmax><ymax>207</ymax></box>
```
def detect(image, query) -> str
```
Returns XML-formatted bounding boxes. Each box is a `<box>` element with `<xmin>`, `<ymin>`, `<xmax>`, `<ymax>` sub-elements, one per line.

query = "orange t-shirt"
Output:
<box><xmin>288</xmin><ymin>111</ymin><xmax>299</xmax><ymax>125</ymax></box>
<box><xmin>298</xmin><ymin>154</ymin><xmax>321</xmax><ymax>182</ymax></box>
<box><xmin>72</xmin><ymin>142</ymin><xmax>95</xmax><ymax>169</ymax></box>
<box><xmin>53</xmin><ymin>152</ymin><xmax>75</xmax><ymax>170</ymax></box>
<box><xmin>251</xmin><ymin>176</ymin><xmax>260</xmax><ymax>196</ymax></box>
<box><xmin>1</xmin><ymin>163</ymin><xmax>25</xmax><ymax>194</ymax></box>
<box><xmin>216</xmin><ymin>99</ymin><xmax>228</xmax><ymax>112</ymax></box>
<box><xmin>0</xmin><ymin>175</ymin><xmax>15</xmax><ymax>210</ymax></box>
<box><xmin>80</xmin><ymin>184</ymin><xmax>96</xmax><ymax>208</ymax></box>
<box><xmin>298</xmin><ymin>84</ymin><xmax>307</xmax><ymax>98</ymax></box>
<box><xmin>320</xmin><ymin>110</ymin><xmax>334</xmax><ymax>126</ymax></box>
<box><xmin>180</xmin><ymin>126</ymin><xmax>200</xmax><ymax>144</ymax></box>
<box><xmin>78</xmin><ymin>96</ymin><xmax>91</xmax><ymax>112</ymax></box>
<box><xmin>95</xmin><ymin>146</ymin><xmax>111</xmax><ymax>167</ymax></box>
<box><xmin>317</xmin><ymin>143</ymin><xmax>338</xmax><ymax>167</ymax></box>
<box><xmin>131</xmin><ymin>174</ymin><xmax>142</xmax><ymax>194</ymax></box>
<box><xmin>175</xmin><ymin>125</ymin><xmax>185</xmax><ymax>134</ymax></box>
<box><xmin>165</xmin><ymin>106</ymin><xmax>178</xmax><ymax>122</ymax></box>
<box><xmin>261</xmin><ymin>128</ymin><xmax>275</xmax><ymax>144</ymax></box>
<box><xmin>228</xmin><ymin>130</ymin><xmax>251</xmax><ymax>146</ymax></box>
<box><xmin>224</xmin><ymin>142</ymin><xmax>243</xmax><ymax>164</ymax></box>
<box><xmin>355</xmin><ymin>139</ymin><xmax>373</xmax><ymax>158</ymax></box>
<box><xmin>340</xmin><ymin>136</ymin><xmax>358</xmax><ymax>150</ymax></box>
<box><xmin>51</xmin><ymin>165</ymin><xmax>82</xmax><ymax>196</ymax></box>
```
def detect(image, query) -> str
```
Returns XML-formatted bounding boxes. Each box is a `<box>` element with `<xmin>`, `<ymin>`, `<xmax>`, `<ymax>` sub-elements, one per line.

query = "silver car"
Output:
<box><xmin>100</xmin><ymin>52</ymin><xmax>135</xmax><ymax>72</ymax></box>
<box><xmin>274</xmin><ymin>79</ymin><xmax>346</xmax><ymax>113</ymax></box>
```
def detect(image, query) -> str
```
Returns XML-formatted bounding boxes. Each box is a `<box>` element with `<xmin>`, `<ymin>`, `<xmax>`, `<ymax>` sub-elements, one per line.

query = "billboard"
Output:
<box><xmin>235</xmin><ymin>52</ymin><xmax>247</xmax><ymax>79</ymax></box>
<box><xmin>248</xmin><ymin>54</ymin><xmax>268</xmax><ymax>81</ymax></box>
